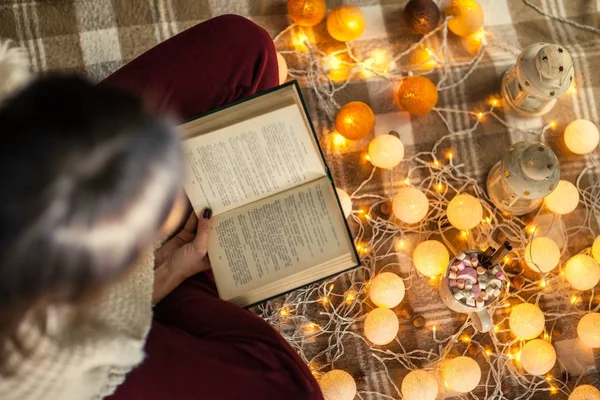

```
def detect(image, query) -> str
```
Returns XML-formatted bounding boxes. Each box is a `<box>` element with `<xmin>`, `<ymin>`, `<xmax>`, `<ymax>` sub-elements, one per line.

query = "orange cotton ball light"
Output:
<box><xmin>334</xmin><ymin>101</ymin><xmax>375</xmax><ymax>140</ymax></box>
<box><xmin>395</xmin><ymin>76</ymin><xmax>438</xmax><ymax>115</ymax></box>
<box><xmin>326</xmin><ymin>6</ymin><xmax>366</xmax><ymax>42</ymax></box>
<box><xmin>287</xmin><ymin>0</ymin><xmax>327</xmax><ymax>27</ymax></box>
<box><xmin>445</xmin><ymin>0</ymin><xmax>485</xmax><ymax>37</ymax></box>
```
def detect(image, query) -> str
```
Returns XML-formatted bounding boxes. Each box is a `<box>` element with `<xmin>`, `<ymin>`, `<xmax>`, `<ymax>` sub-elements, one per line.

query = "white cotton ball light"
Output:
<box><xmin>277</xmin><ymin>53</ymin><xmax>288</xmax><ymax>85</ymax></box>
<box><xmin>544</xmin><ymin>180</ymin><xmax>580</xmax><ymax>215</ymax></box>
<box><xmin>0</xmin><ymin>40</ymin><xmax>31</xmax><ymax>103</ymax></box>
<box><xmin>319</xmin><ymin>369</ymin><xmax>357</xmax><ymax>400</ymax></box>
<box><xmin>577</xmin><ymin>313</ymin><xmax>600</xmax><ymax>348</ymax></box>
<box><xmin>442</xmin><ymin>356</ymin><xmax>481</xmax><ymax>393</ymax></box>
<box><xmin>520</xmin><ymin>339</ymin><xmax>556</xmax><ymax>376</ymax></box>
<box><xmin>569</xmin><ymin>385</ymin><xmax>600</xmax><ymax>400</ymax></box>
<box><xmin>524</xmin><ymin>237</ymin><xmax>561</xmax><ymax>273</ymax></box>
<box><xmin>393</xmin><ymin>187</ymin><xmax>429</xmax><ymax>224</ymax></box>
<box><xmin>364</xmin><ymin>308</ymin><xmax>399</xmax><ymax>345</ymax></box>
<box><xmin>369</xmin><ymin>272</ymin><xmax>405</xmax><ymax>309</ymax></box>
<box><xmin>509</xmin><ymin>303</ymin><xmax>546</xmax><ymax>340</ymax></box>
<box><xmin>446</xmin><ymin>193</ymin><xmax>483</xmax><ymax>230</ymax></box>
<box><xmin>564</xmin><ymin>119</ymin><xmax>599</xmax><ymax>155</ymax></box>
<box><xmin>401</xmin><ymin>370</ymin><xmax>439</xmax><ymax>400</ymax></box>
<box><xmin>565</xmin><ymin>254</ymin><xmax>600</xmax><ymax>291</ymax></box>
<box><xmin>336</xmin><ymin>188</ymin><xmax>353</xmax><ymax>218</ymax></box>
<box><xmin>367</xmin><ymin>134</ymin><xmax>405</xmax><ymax>169</ymax></box>
<box><xmin>413</xmin><ymin>240</ymin><xmax>449</xmax><ymax>277</ymax></box>
<box><xmin>592</xmin><ymin>236</ymin><xmax>600</xmax><ymax>264</ymax></box>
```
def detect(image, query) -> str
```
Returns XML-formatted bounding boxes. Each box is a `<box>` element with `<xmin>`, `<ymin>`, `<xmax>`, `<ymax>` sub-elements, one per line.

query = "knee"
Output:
<box><xmin>211</xmin><ymin>15</ymin><xmax>274</xmax><ymax>56</ymax></box>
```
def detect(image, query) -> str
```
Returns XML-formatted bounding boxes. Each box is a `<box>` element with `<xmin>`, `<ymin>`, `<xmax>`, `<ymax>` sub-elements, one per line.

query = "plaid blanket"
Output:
<box><xmin>1</xmin><ymin>0</ymin><xmax>600</xmax><ymax>398</ymax></box>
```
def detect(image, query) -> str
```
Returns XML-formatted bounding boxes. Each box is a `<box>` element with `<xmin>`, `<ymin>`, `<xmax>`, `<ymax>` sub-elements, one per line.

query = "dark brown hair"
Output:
<box><xmin>0</xmin><ymin>76</ymin><xmax>182</xmax><ymax>364</ymax></box>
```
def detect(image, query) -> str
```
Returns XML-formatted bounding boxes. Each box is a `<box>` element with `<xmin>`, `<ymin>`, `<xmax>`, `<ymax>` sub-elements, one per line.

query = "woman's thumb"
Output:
<box><xmin>191</xmin><ymin>208</ymin><xmax>212</xmax><ymax>257</ymax></box>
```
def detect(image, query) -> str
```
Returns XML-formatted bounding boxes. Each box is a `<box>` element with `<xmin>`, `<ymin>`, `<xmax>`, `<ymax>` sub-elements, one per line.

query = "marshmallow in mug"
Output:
<box><xmin>448</xmin><ymin>252</ymin><xmax>506</xmax><ymax>308</ymax></box>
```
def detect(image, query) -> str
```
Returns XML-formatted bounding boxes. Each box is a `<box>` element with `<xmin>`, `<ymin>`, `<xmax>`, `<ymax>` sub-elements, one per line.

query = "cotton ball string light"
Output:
<box><xmin>544</xmin><ymin>180</ymin><xmax>580</xmax><ymax>215</ymax></box>
<box><xmin>335</xmin><ymin>188</ymin><xmax>352</xmax><ymax>218</ymax></box>
<box><xmin>524</xmin><ymin>237</ymin><xmax>561</xmax><ymax>273</ymax></box>
<box><xmin>520</xmin><ymin>339</ymin><xmax>556</xmax><ymax>376</ymax></box>
<box><xmin>593</xmin><ymin>236</ymin><xmax>600</xmax><ymax>263</ymax></box>
<box><xmin>577</xmin><ymin>313</ymin><xmax>600</xmax><ymax>348</ymax></box>
<box><xmin>287</xmin><ymin>0</ymin><xmax>326</xmax><ymax>27</ymax></box>
<box><xmin>569</xmin><ymin>385</ymin><xmax>600</xmax><ymax>400</ymax></box>
<box><xmin>509</xmin><ymin>303</ymin><xmax>545</xmax><ymax>340</ymax></box>
<box><xmin>401</xmin><ymin>370</ymin><xmax>439</xmax><ymax>400</ymax></box>
<box><xmin>395</xmin><ymin>76</ymin><xmax>438</xmax><ymax>115</ymax></box>
<box><xmin>334</xmin><ymin>101</ymin><xmax>375</xmax><ymax>140</ymax></box>
<box><xmin>326</xmin><ymin>6</ymin><xmax>366</xmax><ymax>42</ymax></box>
<box><xmin>413</xmin><ymin>240</ymin><xmax>449</xmax><ymax>277</ymax></box>
<box><xmin>364</xmin><ymin>308</ymin><xmax>399</xmax><ymax>345</ymax></box>
<box><xmin>410</xmin><ymin>46</ymin><xmax>437</xmax><ymax>72</ymax></box>
<box><xmin>446</xmin><ymin>193</ymin><xmax>483</xmax><ymax>230</ymax></box>
<box><xmin>445</xmin><ymin>0</ymin><xmax>484</xmax><ymax>37</ymax></box>
<box><xmin>403</xmin><ymin>0</ymin><xmax>440</xmax><ymax>35</ymax></box>
<box><xmin>369</xmin><ymin>272</ymin><xmax>405</xmax><ymax>309</ymax></box>
<box><xmin>368</xmin><ymin>134</ymin><xmax>405</xmax><ymax>169</ymax></box>
<box><xmin>565</xmin><ymin>254</ymin><xmax>600</xmax><ymax>291</ymax></box>
<box><xmin>564</xmin><ymin>119</ymin><xmax>599</xmax><ymax>155</ymax></box>
<box><xmin>319</xmin><ymin>369</ymin><xmax>357</xmax><ymax>400</ymax></box>
<box><xmin>442</xmin><ymin>356</ymin><xmax>481</xmax><ymax>393</ymax></box>
<box><xmin>276</xmin><ymin>53</ymin><xmax>288</xmax><ymax>85</ymax></box>
<box><xmin>393</xmin><ymin>187</ymin><xmax>429</xmax><ymax>224</ymax></box>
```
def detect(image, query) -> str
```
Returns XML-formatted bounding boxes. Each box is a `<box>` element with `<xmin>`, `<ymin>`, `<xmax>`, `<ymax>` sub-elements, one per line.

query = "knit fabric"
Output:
<box><xmin>0</xmin><ymin>250</ymin><xmax>155</xmax><ymax>400</ymax></box>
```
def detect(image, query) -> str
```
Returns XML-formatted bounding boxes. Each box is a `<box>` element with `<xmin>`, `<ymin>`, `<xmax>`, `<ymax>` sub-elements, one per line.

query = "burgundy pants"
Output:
<box><xmin>104</xmin><ymin>15</ymin><xmax>323</xmax><ymax>400</ymax></box>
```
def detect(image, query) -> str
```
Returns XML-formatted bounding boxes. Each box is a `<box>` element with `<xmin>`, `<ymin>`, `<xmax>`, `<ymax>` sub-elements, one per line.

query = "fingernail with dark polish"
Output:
<box><xmin>203</xmin><ymin>208</ymin><xmax>212</xmax><ymax>219</ymax></box>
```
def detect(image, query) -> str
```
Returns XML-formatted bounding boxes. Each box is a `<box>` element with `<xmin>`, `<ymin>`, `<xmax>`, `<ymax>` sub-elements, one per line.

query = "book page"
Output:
<box><xmin>208</xmin><ymin>177</ymin><xmax>353</xmax><ymax>301</ymax></box>
<box><xmin>182</xmin><ymin>104</ymin><xmax>326</xmax><ymax>216</ymax></box>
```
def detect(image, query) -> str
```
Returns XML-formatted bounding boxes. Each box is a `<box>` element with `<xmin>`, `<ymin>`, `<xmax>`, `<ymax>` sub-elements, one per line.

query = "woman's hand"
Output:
<box><xmin>153</xmin><ymin>208</ymin><xmax>212</xmax><ymax>304</ymax></box>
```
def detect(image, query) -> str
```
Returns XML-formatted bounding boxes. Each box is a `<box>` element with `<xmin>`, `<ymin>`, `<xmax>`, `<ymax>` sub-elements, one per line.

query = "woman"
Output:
<box><xmin>0</xmin><ymin>15</ymin><xmax>323</xmax><ymax>400</ymax></box>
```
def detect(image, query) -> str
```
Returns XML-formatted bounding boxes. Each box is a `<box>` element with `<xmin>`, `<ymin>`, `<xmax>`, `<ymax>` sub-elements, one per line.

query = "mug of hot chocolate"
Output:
<box><xmin>438</xmin><ymin>243</ymin><xmax>511</xmax><ymax>332</ymax></box>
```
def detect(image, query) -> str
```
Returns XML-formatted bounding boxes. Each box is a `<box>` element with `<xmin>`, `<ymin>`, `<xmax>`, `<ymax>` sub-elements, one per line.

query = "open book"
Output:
<box><xmin>179</xmin><ymin>81</ymin><xmax>360</xmax><ymax>307</ymax></box>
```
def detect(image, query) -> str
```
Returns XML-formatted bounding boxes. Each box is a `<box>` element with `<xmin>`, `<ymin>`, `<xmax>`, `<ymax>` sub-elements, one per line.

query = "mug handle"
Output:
<box><xmin>470</xmin><ymin>309</ymin><xmax>492</xmax><ymax>333</ymax></box>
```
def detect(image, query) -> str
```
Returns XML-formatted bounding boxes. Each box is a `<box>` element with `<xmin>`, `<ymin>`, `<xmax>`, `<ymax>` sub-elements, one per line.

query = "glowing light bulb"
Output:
<box><xmin>577</xmin><ymin>313</ymin><xmax>600</xmax><ymax>348</ymax></box>
<box><xmin>292</xmin><ymin>32</ymin><xmax>309</xmax><ymax>50</ymax></box>
<box><xmin>447</xmin><ymin>193</ymin><xmax>483</xmax><ymax>230</ymax></box>
<box><xmin>565</xmin><ymin>254</ymin><xmax>600</xmax><ymax>291</ymax></box>
<box><xmin>520</xmin><ymin>339</ymin><xmax>556</xmax><ymax>375</ymax></box>
<box><xmin>404</xmin><ymin>177</ymin><xmax>411</xmax><ymax>185</ymax></box>
<box><xmin>332</xmin><ymin>132</ymin><xmax>348</xmax><ymax>148</ymax></box>
<box><xmin>392</xmin><ymin>187</ymin><xmax>429</xmax><ymax>224</ymax></box>
<box><xmin>433</xmin><ymin>159</ymin><xmax>440</xmax><ymax>167</ymax></box>
<box><xmin>326</xmin><ymin>55</ymin><xmax>344</xmax><ymax>70</ymax></box>
<box><xmin>368</xmin><ymin>134</ymin><xmax>405</xmax><ymax>169</ymax></box>
<box><xmin>509</xmin><ymin>303</ymin><xmax>545</xmax><ymax>340</ymax></box>
<box><xmin>280</xmin><ymin>307</ymin><xmax>290</xmax><ymax>317</ymax></box>
<box><xmin>413</xmin><ymin>240</ymin><xmax>449</xmax><ymax>277</ymax></box>
<box><xmin>364</xmin><ymin>308</ymin><xmax>399</xmax><ymax>345</ymax></box>
<box><xmin>319</xmin><ymin>370</ymin><xmax>357</xmax><ymax>400</ymax></box>
<box><xmin>477</xmin><ymin>112</ymin><xmax>484</xmax><ymax>120</ymax></box>
<box><xmin>445</xmin><ymin>150</ymin><xmax>454</xmax><ymax>160</ymax></box>
<box><xmin>549</xmin><ymin>121</ymin><xmax>557</xmax><ymax>129</ymax></box>
<box><xmin>473</xmin><ymin>29</ymin><xmax>486</xmax><ymax>42</ymax></box>
<box><xmin>369</xmin><ymin>272</ymin><xmax>405</xmax><ymax>308</ymax></box>
<box><xmin>442</xmin><ymin>356</ymin><xmax>481</xmax><ymax>393</ymax></box>
<box><xmin>524</xmin><ymin>237</ymin><xmax>561</xmax><ymax>273</ymax></box>
<box><xmin>401</xmin><ymin>370</ymin><xmax>439</xmax><ymax>400</ymax></box>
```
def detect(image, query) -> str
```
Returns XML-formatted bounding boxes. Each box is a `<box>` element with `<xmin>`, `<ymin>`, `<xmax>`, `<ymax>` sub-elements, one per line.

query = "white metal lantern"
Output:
<box><xmin>501</xmin><ymin>42</ymin><xmax>574</xmax><ymax>116</ymax></box>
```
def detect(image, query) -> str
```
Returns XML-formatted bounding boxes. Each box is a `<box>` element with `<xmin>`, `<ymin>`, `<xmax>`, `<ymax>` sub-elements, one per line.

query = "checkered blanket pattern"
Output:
<box><xmin>1</xmin><ymin>0</ymin><xmax>600</xmax><ymax>398</ymax></box>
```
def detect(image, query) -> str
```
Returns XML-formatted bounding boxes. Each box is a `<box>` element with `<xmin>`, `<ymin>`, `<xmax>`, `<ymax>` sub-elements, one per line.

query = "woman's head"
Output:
<box><xmin>0</xmin><ymin>76</ymin><xmax>182</xmax><ymax>339</ymax></box>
